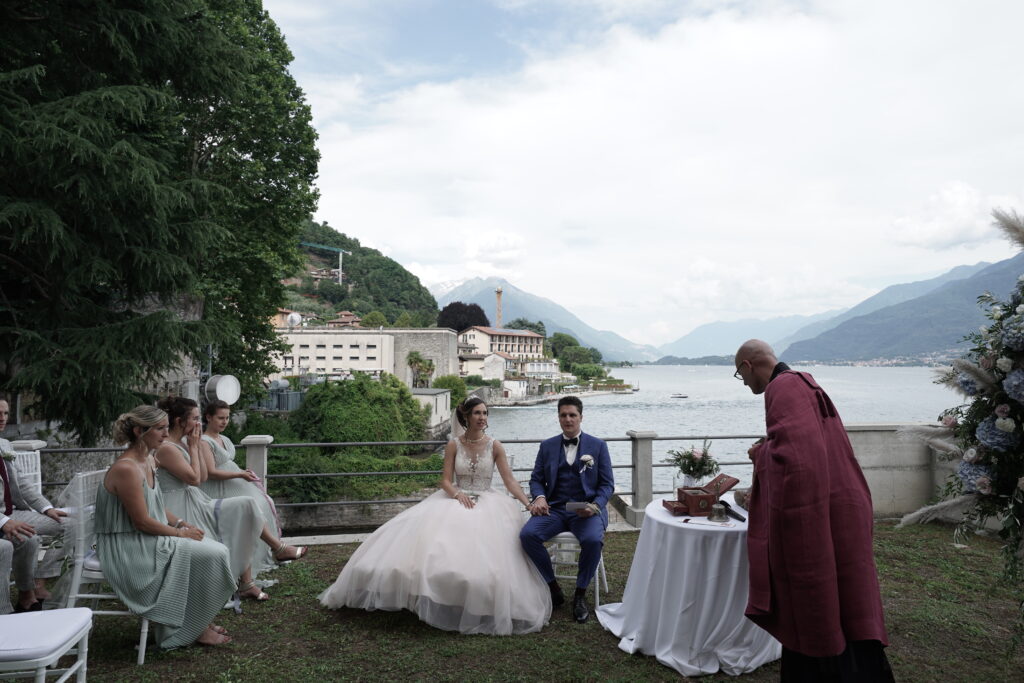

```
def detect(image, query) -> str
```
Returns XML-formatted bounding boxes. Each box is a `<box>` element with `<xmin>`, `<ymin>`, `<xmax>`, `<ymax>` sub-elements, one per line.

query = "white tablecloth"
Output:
<box><xmin>597</xmin><ymin>496</ymin><xmax>780</xmax><ymax>677</ymax></box>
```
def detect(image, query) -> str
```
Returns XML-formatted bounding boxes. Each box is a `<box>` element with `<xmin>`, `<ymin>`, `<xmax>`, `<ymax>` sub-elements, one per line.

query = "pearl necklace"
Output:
<box><xmin>463</xmin><ymin>433</ymin><xmax>486</xmax><ymax>443</ymax></box>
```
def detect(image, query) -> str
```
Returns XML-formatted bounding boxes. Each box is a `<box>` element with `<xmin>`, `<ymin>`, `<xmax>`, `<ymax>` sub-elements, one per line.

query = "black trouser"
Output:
<box><xmin>780</xmin><ymin>640</ymin><xmax>895</xmax><ymax>683</ymax></box>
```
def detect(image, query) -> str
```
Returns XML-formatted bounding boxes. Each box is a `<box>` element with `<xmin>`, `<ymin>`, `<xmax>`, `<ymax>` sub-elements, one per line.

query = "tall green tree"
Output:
<box><xmin>185</xmin><ymin>0</ymin><xmax>319</xmax><ymax>398</ymax></box>
<box><xmin>506</xmin><ymin>318</ymin><xmax>546</xmax><ymax>336</ymax></box>
<box><xmin>361</xmin><ymin>311</ymin><xmax>388</xmax><ymax>328</ymax></box>
<box><xmin>549</xmin><ymin>333</ymin><xmax>580</xmax><ymax>358</ymax></box>
<box><xmin>437</xmin><ymin>302</ymin><xmax>490</xmax><ymax>332</ymax></box>
<box><xmin>0</xmin><ymin>2</ymin><xmax>245</xmax><ymax>444</ymax></box>
<box><xmin>559</xmin><ymin>345</ymin><xmax>595</xmax><ymax>373</ymax></box>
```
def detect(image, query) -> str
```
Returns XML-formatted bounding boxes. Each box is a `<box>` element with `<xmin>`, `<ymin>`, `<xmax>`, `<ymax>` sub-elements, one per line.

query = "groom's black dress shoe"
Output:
<box><xmin>548</xmin><ymin>580</ymin><xmax>565</xmax><ymax>607</ymax></box>
<box><xmin>573</xmin><ymin>592</ymin><xmax>589</xmax><ymax>623</ymax></box>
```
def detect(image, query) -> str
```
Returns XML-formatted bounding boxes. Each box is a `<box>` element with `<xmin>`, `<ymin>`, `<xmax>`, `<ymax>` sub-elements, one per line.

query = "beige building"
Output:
<box><xmin>270</xmin><ymin>327</ymin><xmax>458</xmax><ymax>388</ymax></box>
<box><xmin>272</xmin><ymin>329</ymin><xmax>395</xmax><ymax>380</ymax></box>
<box><xmin>459</xmin><ymin>326</ymin><xmax>544</xmax><ymax>359</ymax></box>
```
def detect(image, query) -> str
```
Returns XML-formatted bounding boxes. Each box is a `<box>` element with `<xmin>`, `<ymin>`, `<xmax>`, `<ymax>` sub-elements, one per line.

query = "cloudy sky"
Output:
<box><xmin>262</xmin><ymin>0</ymin><xmax>1023</xmax><ymax>346</ymax></box>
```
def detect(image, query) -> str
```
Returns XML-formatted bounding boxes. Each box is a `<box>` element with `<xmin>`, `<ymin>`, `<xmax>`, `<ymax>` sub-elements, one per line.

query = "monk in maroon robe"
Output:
<box><xmin>734</xmin><ymin>340</ymin><xmax>893</xmax><ymax>682</ymax></box>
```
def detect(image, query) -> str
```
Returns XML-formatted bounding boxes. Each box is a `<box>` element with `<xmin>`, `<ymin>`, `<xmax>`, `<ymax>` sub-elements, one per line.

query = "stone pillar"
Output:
<box><xmin>614</xmin><ymin>430</ymin><xmax>657</xmax><ymax>527</ymax></box>
<box><xmin>240</xmin><ymin>434</ymin><xmax>274</xmax><ymax>482</ymax></box>
<box><xmin>10</xmin><ymin>440</ymin><xmax>47</xmax><ymax>452</ymax></box>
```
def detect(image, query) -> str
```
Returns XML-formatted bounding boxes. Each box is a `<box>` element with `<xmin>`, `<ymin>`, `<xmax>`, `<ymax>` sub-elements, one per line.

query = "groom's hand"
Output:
<box><xmin>576</xmin><ymin>502</ymin><xmax>599</xmax><ymax>518</ymax></box>
<box><xmin>529</xmin><ymin>496</ymin><xmax>549</xmax><ymax>516</ymax></box>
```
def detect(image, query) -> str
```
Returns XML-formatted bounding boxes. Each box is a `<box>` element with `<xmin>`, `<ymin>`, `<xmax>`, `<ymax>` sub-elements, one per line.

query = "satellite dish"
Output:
<box><xmin>205</xmin><ymin>374</ymin><xmax>241</xmax><ymax>405</ymax></box>
<box><xmin>269</xmin><ymin>379</ymin><xmax>289</xmax><ymax>391</ymax></box>
<box><xmin>286</xmin><ymin>312</ymin><xmax>302</xmax><ymax>328</ymax></box>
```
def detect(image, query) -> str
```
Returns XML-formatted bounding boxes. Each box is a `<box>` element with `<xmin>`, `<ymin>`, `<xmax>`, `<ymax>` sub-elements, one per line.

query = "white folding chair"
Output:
<box><xmin>0</xmin><ymin>608</ymin><xmax>92</xmax><ymax>682</ymax></box>
<box><xmin>63</xmin><ymin>470</ymin><xmax>150</xmax><ymax>665</ymax></box>
<box><xmin>517</xmin><ymin>480</ymin><xmax>611</xmax><ymax>608</ymax></box>
<box><xmin>547</xmin><ymin>531</ymin><xmax>609</xmax><ymax>608</ymax></box>
<box><xmin>8</xmin><ymin>451</ymin><xmax>42</xmax><ymax>496</ymax></box>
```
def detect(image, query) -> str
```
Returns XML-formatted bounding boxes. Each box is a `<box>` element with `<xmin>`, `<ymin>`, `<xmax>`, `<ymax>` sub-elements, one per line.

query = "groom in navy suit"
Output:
<box><xmin>520</xmin><ymin>396</ymin><xmax>614</xmax><ymax>623</ymax></box>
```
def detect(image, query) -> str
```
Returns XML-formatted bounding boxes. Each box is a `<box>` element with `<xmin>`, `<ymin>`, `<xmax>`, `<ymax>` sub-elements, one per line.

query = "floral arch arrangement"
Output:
<box><xmin>901</xmin><ymin>209</ymin><xmax>1024</xmax><ymax>641</ymax></box>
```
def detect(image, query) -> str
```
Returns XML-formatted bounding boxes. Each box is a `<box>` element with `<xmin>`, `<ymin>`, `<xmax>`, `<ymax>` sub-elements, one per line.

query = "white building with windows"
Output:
<box><xmin>270</xmin><ymin>327</ymin><xmax>459</xmax><ymax>388</ymax></box>
<box><xmin>458</xmin><ymin>326</ymin><xmax>544</xmax><ymax>359</ymax></box>
<box><xmin>272</xmin><ymin>329</ymin><xmax>394</xmax><ymax>380</ymax></box>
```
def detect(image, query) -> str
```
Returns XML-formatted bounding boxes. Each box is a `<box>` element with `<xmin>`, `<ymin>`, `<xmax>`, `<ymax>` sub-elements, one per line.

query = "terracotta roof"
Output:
<box><xmin>460</xmin><ymin>326</ymin><xmax>544</xmax><ymax>338</ymax></box>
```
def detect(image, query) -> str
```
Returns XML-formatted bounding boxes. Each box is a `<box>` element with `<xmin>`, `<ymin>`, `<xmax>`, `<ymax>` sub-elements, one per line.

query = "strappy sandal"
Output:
<box><xmin>273</xmin><ymin>542</ymin><xmax>308</xmax><ymax>562</ymax></box>
<box><xmin>238</xmin><ymin>581</ymin><xmax>270</xmax><ymax>601</ymax></box>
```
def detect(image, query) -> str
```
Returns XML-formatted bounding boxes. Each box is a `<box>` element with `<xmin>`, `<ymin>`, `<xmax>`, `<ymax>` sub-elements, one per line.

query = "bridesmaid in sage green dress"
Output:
<box><xmin>97</xmin><ymin>405</ymin><xmax>235</xmax><ymax>648</ymax></box>
<box><xmin>199</xmin><ymin>400</ymin><xmax>306</xmax><ymax>577</ymax></box>
<box><xmin>154</xmin><ymin>397</ymin><xmax>267</xmax><ymax>601</ymax></box>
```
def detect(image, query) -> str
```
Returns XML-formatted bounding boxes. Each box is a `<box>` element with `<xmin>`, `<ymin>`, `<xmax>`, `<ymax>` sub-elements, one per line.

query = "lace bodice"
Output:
<box><xmin>454</xmin><ymin>437</ymin><xmax>495</xmax><ymax>494</ymax></box>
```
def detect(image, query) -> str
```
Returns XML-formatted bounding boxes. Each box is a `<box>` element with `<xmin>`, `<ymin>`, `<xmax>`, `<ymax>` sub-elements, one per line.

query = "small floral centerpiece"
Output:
<box><xmin>664</xmin><ymin>440</ymin><xmax>720</xmax><ymax>483</ymax></box>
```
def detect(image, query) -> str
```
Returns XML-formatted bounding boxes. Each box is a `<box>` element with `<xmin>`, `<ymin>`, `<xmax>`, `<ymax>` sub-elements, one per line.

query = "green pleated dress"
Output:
<box><xmin>156</xmin><ymin>442</ymin><xmax>262</xmax><ymax>579</ymax></box>
<box><xmin>94</xmin><ymin>474</ymin><xmax>236</xmax><ymax>649</ymax></box>
<box><xmin>199</xmin><ymin>434</ymin><xmax>279</xmax><ymax>577</ymax></box>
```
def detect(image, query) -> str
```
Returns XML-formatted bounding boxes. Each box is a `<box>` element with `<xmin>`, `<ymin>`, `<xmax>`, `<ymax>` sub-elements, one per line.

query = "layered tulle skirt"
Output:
<box><xmin>319</xmin><ymin>489</ymin><xmax>551</xmax><ymax>635</ymax></box>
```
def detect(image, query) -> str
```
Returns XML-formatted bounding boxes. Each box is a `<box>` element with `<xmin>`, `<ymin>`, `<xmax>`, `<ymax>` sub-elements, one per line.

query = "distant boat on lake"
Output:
<box><xmin>670</xmin><ymin>393</ymin><xmax>688</xmax><ymax>399</ymax></box>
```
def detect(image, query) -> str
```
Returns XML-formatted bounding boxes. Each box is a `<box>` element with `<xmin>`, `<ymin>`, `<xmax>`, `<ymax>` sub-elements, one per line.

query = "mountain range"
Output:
<box><xmin>781</xmin><ymin>254</ymin><xmax>1024</xmax><ymax>362</ymax></box>
<box><xmin>431</xmin><ymin>257</ymin><xmax>1023</xmax><ymax>364</ymax></box>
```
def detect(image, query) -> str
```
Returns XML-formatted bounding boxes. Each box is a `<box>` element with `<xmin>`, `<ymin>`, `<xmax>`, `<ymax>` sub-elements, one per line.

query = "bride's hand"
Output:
<box><xmin>454</xmin><ymin>492</ymin><xmax>475</xmax><ymax>509</ymax></box>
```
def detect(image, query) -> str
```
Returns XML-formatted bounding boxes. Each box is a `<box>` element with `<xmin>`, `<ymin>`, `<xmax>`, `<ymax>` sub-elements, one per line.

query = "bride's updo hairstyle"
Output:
<box><xmin>156</xmin><ymin>396</ymin><xmax>199</xmax><ymax>430</ymax></box>
<box><xmin>455</xmin><ymin>396</ymin><xmax>487</xmax><ymax>429</ymax></box>
<box><xmin>113</xmin><ymin>405</ymin><xmax>168</xmax><ymax>445</ymax></box>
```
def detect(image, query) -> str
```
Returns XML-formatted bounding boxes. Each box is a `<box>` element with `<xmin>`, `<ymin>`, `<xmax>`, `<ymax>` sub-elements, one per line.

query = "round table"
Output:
<box><xmin>596</xmin><ymin>496</ymin><xmax>780</xmax><ymax>677</ymax></box>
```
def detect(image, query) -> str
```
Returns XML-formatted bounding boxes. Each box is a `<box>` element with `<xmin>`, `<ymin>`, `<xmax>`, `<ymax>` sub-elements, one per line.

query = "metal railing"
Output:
<box><xmin>14</xmin><ymin>431</ymin><xmax>761</xmax><ymax>527</ymax></box>
<box><xmin>239</xmin><ymin>431</ymin><xmax>761</xmax><ymax>526</ymax></box>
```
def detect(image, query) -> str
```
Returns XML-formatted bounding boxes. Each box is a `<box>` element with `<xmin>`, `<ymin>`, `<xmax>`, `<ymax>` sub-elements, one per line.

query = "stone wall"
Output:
<box><xmin>389</xmin><ymin>328</ymin><xmax>459</xmax><ymax>387</ymax></box>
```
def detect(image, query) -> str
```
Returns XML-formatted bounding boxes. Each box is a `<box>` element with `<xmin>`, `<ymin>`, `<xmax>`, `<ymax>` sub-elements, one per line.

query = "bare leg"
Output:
<box><xmin>34</xmin><ymin>579</ymin><xmax>51</xmax><ymax>600</ymax></box>
<box><xmin>261</xmin><ymin>525</ymin><xmax>306</xmax><ymax>561</ymax></box>
<box><xmin>238</xmin><ymin>566</ymin><xmax>269</xmax><ymax>601</ymax></box>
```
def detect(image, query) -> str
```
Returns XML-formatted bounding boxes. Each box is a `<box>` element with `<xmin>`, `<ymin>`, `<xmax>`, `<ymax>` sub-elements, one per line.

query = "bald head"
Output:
<box><xmin>734</xmin><ymin>339</ymin><xmax>778</xmax><ymax>395</ymax></box>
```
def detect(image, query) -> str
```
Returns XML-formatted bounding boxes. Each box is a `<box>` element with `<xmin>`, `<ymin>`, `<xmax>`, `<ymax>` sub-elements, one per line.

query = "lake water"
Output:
<box><xmin>489</xmin><ymin>365</ymin><xmax>956</xmax><ymax>496</ymax></box>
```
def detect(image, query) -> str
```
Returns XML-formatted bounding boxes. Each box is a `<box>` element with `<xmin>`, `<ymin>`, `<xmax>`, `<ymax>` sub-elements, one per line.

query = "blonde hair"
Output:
<box><xmin>113</xmin><ymin>405</ymin><xmax>167</xmax><ymax>445</ymax></box>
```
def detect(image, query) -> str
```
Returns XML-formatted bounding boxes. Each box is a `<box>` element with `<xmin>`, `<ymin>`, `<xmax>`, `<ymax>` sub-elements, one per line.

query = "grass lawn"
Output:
<box><xmin>68</xmin><ymin>521</ymin><xmax>1024</xmax><ymax>681</ymax></box>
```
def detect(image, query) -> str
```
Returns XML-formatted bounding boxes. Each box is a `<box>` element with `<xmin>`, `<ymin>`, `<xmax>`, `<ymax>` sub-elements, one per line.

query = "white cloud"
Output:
<box><xmin>269</xmin><ymin>0</ymin><xmax>1024</xmax><ymax>346</ymax></box>
<box><xmin>892</xmin><ymin>182</ymin><xmax>1020</xmax><ymax>249</ymax></box>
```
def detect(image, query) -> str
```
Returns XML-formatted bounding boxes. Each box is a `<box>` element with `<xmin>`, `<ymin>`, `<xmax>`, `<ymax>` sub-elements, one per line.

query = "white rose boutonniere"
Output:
<box><xmin>0</xmin><ymin>451</ymin><xmax>15</xmax><ymax>463</ymax></box>
<box><xmin>578</xmin><ymin>454</ymin><xmax>594</xmax><ymax>473</ymax></box>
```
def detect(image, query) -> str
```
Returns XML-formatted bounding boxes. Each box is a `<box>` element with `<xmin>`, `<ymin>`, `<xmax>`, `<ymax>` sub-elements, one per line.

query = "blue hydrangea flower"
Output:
<box><xmin>976</xmin><ymin>415</ymin><xmax>1021</xmax><ymax>452</ymax></box>
<box><xmin>957</xmin><ymin>373</ymin><xmax>979</xmax><ymax>396</ymax></box>
<box><xmin>956</xmin><ymin>461</ymin><xmax>994</xmax><ymax>493</ymax></box>
<box><xmin>1003</xmin><ymin>369</ymin><xmax>1024</xmax><ymax>404</ymax></box>
<box><xmin>1001</xmin><ymin>314</ymin><xmax>1024</xmax><ymax>350</ymax></box>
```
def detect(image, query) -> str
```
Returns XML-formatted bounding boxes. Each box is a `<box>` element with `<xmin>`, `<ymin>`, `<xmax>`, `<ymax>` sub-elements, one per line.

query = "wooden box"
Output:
<box><xmin>671</xmin><ymin>474</ymin><xmax>742</xmax><ymax>517</ymax></box>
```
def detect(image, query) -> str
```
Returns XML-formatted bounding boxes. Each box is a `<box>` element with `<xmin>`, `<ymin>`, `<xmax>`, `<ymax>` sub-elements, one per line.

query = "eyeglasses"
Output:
<box><xmin>733</xmin><ymin>360</ymin><xmax>748</xmax><ymax>380</ymax></box>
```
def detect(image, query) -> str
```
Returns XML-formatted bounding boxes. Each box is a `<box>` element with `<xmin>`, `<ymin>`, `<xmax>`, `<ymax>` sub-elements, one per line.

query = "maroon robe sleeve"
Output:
<box><xmin>745</xmin><ymin>371</ymin><xmax>888</xmax><ymax>657</ymax></box>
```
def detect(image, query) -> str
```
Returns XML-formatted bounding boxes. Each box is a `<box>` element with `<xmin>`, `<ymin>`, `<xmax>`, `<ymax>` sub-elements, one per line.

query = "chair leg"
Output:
<box><xmin>136</xmin><ymin>617</ymin><xmax>149</xmax><ymax>665</ymax></box>
<box><xmin>77</xmin><ymin>630</ymin><xmax>90</xmax><ymax>683</ymax></box>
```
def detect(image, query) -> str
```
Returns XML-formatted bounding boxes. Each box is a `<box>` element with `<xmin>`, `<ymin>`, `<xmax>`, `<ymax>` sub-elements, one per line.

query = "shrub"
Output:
<box><xmin>229</xmin><ymin>384</ymin><xmax>439</xmax><ymax>503</ymax></box>
<box><xmin>431</xmin><ymin>374</ymin><xmax>467</xmax><ymax>408</ymax></box>
<box><xmin>288</xmin><ymin>372</ymin><xmax>428</xmax><ymax>457</ymax></box>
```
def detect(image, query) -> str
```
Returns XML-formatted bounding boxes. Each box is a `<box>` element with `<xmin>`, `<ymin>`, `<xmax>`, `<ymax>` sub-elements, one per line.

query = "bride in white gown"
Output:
<box><xmin>318</xmin><ymin>397</ymin><xmax>551</xmax><ymax>634</ymax></box>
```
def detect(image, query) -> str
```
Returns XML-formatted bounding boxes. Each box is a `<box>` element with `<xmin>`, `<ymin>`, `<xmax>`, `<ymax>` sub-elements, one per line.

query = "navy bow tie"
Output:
<box><xmin>562</xmin><ymin>437</ymin><xmax>579</xmax><ymax>447</ymax></box>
